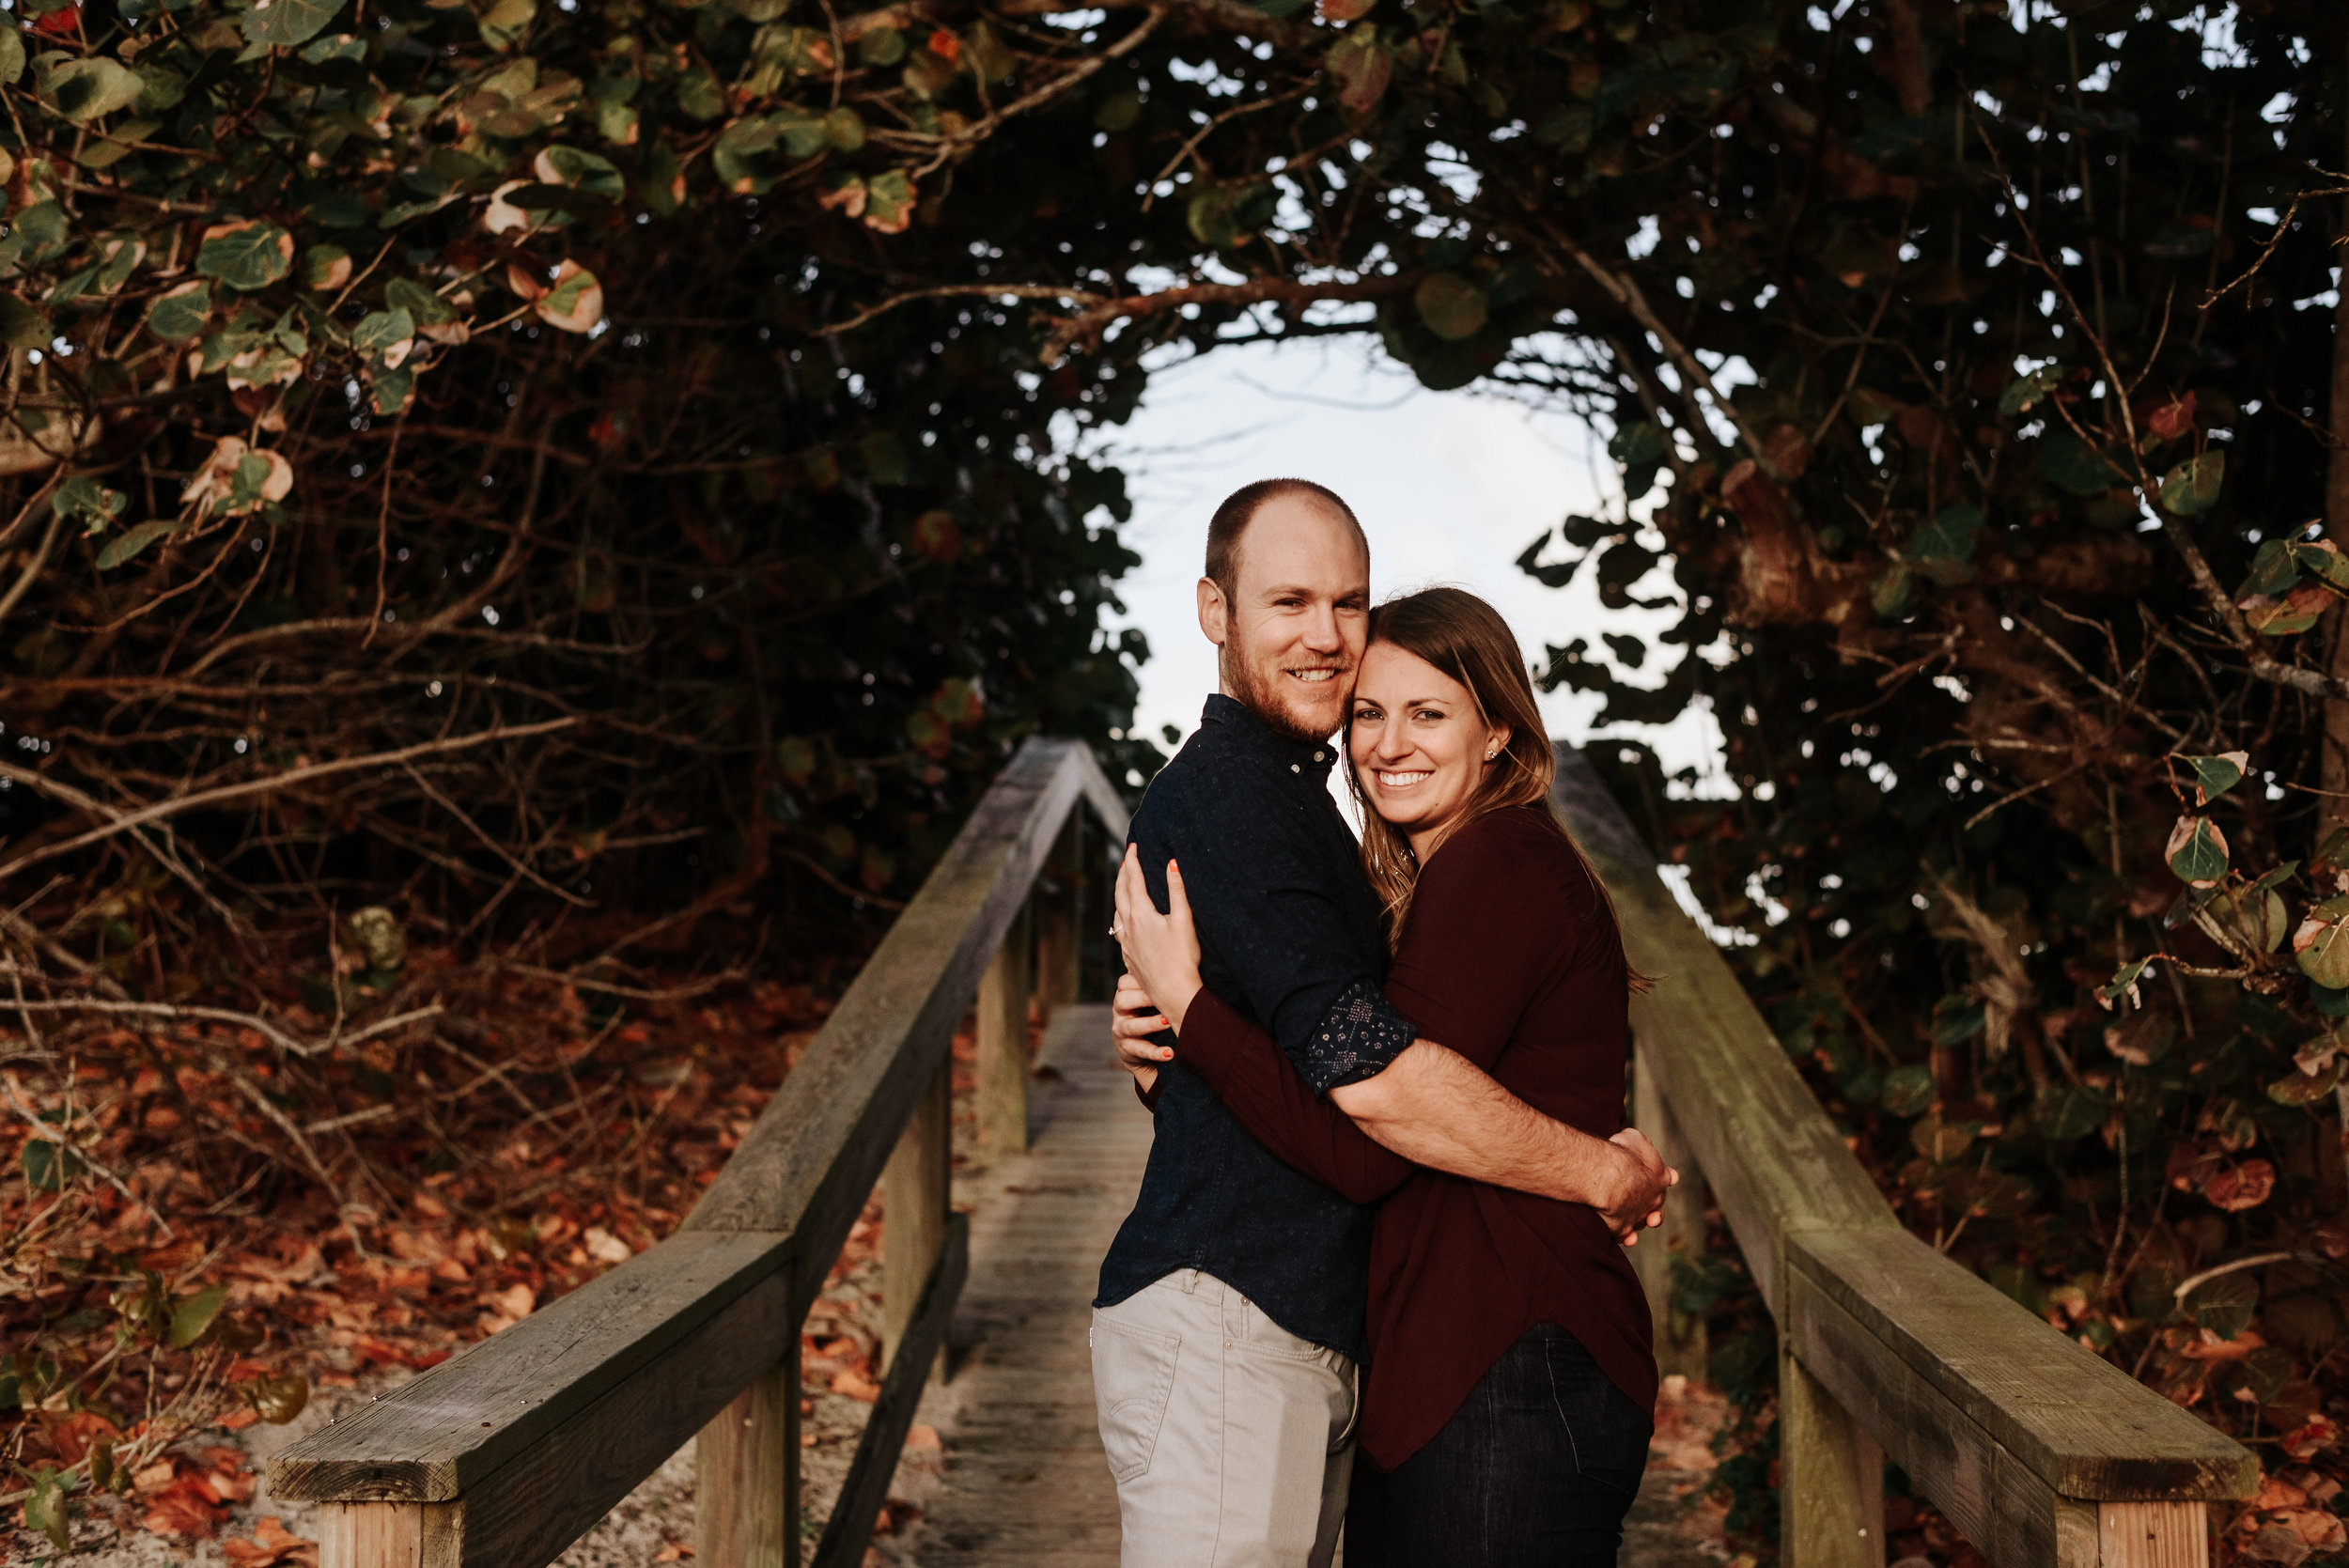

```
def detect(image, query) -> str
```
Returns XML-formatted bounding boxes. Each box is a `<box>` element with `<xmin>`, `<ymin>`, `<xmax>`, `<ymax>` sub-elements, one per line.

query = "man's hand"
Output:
<box><xmin>1601</xmin><ymin>1127</ymin><xmax>1676</xmax><ymax>1246</ymax></box>
<box><xmin>1112</xmin><ymin>973</ymin><xmax>1174</xmax><ymax>1094</ymax></box>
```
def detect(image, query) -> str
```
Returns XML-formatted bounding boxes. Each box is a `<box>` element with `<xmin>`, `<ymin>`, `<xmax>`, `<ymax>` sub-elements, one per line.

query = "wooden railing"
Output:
<box><xmin>268</xmin><ymin>737</ymin><xmax>1128</xmax><ymax>1568</ymax></box>
<box><xmin>1549</xmin><ymin>743</ymin><xmax>2256</xmax><ymax>1568</ymax></box>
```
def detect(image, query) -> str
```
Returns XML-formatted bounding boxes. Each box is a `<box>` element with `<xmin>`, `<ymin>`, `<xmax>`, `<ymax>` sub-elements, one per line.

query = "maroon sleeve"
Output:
<box><xmin>1177</xmin><ymin>988</ymin><xmax>1417</xmax><ymax>1203</ymax></box>
<box><xmin>1383</xmin><ymin>813</ymin><xmax>1584</xmax><ymax>1071</ymax></box>
<box><xmin>1135</xmin><ymin>1076</ymin><xmax>1161</xmax><ymax>1112</ymax></box>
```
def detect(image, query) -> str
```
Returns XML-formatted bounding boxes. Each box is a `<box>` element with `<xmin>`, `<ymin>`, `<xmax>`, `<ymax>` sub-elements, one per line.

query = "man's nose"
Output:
<box><xmin>1300</xmin><ymin>600</ymin><xmax>1343</xmax><ymax>653</ymax></box>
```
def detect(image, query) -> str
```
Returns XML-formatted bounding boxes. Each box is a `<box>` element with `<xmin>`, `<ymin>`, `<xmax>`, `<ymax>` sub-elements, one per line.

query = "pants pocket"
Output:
<box><xmin>1092</xmin><ymin>1310</ymin><xmax>1182</xmax><ymax>1483</ymax></box>
<box><xmin>1542</xmin><ymin>1328</ymin><xmax>1652</xmax><ymax>1498</ymax></box>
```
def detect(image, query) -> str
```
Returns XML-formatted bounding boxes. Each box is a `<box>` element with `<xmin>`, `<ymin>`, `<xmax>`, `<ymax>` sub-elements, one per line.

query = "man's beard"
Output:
<box><xmin>1223</xmin><ymin>648</ymin><xmax>1343</xmax><ymax>746</ymax></box>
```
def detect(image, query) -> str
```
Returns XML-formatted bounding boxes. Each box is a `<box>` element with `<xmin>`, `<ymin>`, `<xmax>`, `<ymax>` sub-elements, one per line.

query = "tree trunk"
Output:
<box><xmin>2325</xmin><ymin>103</ymin><xmax>2349</xmax><ymax>850</ymax></box>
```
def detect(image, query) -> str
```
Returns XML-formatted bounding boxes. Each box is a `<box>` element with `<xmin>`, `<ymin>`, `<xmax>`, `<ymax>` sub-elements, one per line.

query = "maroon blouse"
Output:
<box><xmin>1172</xmin><ymin>803</ymin><xmax>1656</xmax><ymax>1471</ymax></box>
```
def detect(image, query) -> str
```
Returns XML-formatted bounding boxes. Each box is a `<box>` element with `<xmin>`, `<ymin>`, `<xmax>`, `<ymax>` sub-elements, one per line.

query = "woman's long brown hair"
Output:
<box><xmin>1347</xmin><ymin>586</ymin><xmax>1652</xmax><ymax>991</ymax></box>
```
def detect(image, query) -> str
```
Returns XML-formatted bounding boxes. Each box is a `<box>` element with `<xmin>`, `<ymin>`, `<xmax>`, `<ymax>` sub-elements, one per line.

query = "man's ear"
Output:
<box><xmin>1197</xmin><ymin>577</ymin><xmax>1229</xmax><ymax>647</ymax></box>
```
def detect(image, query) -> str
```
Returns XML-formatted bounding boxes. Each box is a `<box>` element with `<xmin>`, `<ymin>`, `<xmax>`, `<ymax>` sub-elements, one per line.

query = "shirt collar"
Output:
<box><xmin>1200</xmin><ymin>693</ymin><xmax>1341</xmax><ymax>782</ymax></box>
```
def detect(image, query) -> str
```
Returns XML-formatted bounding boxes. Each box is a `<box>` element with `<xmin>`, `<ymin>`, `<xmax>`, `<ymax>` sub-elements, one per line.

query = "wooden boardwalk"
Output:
<box><xmin>909</xmin><ymin>1003</ymin><xmax>1142</xmax><ymax>1565</ymax></box>
<box><xmin>899</xmin><ymin>1003</ymin><xmax>1725</xmax><ymax>1568</ymax></box>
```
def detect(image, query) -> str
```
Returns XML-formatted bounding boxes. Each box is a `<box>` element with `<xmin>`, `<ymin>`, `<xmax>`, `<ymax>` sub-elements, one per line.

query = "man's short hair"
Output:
<box><xmin>1205</xmin><ymin>478</ymin><xmax>1365</xmax><ymax>602</ymax></box>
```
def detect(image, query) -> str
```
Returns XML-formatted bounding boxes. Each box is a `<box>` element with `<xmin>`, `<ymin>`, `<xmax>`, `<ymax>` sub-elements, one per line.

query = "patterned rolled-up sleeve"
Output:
<box><xmin>1301</xmin><ymin>976</ymin><xmax>1417</xmax><ymax>1094</ymax></box>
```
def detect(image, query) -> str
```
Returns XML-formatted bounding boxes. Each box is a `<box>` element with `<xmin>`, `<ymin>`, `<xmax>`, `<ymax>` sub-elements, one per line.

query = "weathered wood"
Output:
<box><xmin>885</xmin><ymin>1058</ymin><xmax>953</xmax><ymax>1373</ymax></box>
<box><xmin>695</xmin><ymin>1347</ymin><xmax>799</xmax><ymax>1568</ymax></box>
<box><xmin>977</xmin><ymin>904</ymin><xmax>1034</xmax><ymax>1153</ymax></box>
<box><xmin>812</xmin><ymin>1213</ymin><xmax>972</xmax><ymax>1568</ymax></box>
<box><xmin>2101</xmin><ymin>1503</ymin><xmax>2209</xmax><ymax>1568</ymax></box>
<box><xmin>1788</xmin><ymin>1231</ymin><xmax>2254</xmax><ymax>1500</ymax></box>
<box><xmin>271</xmin><ymin>1229</ymin><xmax>791</xmax><ymax>1501</ymax></box>
<box><xmin>686</xmin><ymin>739</ymin><xmax>1125</xmax><ymax>1325</ymax></box>
<box><xmin>1781</xmin><ymin>1344</ymin><xmax>1885</xmax><ymax>1568</ymax></box>
<box><xmin>1549</xmin><ymin>744</ymin><xmax>1896</xmax><ymax>1316</ymax></box>
<box><xmin>1034</xmin><ymin>816</ymin><xmax>1081</xmax><ymax>1017</ymax></box>
<box><xmin>317</xmin><ymin>1501</ymin><xmax>427</xmax><ymax>1568</ymax></box>
<box><xmin>1632</xmin><ymin>1039</ymin><xmax>1709</xmax><ymax>1382</ymax></box>
<box><xmin>415</xmin><ymin>1265</ymin><xmax>795</xmax><ymax>1568</ymax></box>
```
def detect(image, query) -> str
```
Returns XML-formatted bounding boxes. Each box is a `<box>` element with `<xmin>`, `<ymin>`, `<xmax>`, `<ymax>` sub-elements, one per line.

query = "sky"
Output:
<box><xmin>1080</xmin><ymin>335</ymin><xmax>1728</xmax><ymax>800</ymax></box>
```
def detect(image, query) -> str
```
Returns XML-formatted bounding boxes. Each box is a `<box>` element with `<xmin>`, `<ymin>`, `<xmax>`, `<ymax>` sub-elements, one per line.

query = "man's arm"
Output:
<box><xmin>1328</xmin><ymin>1041</ymin><xmax>1671</xmax><ymax>1233</ymax></box>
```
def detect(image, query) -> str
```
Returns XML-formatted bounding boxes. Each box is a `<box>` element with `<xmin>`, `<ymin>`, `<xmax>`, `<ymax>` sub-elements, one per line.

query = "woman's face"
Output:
<box><xmin>1347</xmin><ymin>640</ymin><xmax>1509</xmax><ymax>843</ymax></box>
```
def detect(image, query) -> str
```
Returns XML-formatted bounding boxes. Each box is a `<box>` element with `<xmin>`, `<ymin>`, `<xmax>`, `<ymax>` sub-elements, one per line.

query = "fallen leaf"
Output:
<box><xmin>830</xmin><ymin>1366</ymin><xmax>881</xmax><ymax>1403</ymax></box>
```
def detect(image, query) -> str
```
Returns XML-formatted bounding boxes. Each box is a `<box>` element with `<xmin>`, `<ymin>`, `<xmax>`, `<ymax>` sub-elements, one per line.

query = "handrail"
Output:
<box><xmin>1548</xmin><ymin>743</ymin><xmax>2254</xmax><ymax>1568</ymax></box>
<box><xmin>270</xmin><ymin>736</ymin><xmax>1129</xmax><ymax>1568</ymax></box>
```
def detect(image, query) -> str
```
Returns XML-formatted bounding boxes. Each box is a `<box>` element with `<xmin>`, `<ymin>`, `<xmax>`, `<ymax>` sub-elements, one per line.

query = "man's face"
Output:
<box><xmin>1198</xmin><ymin>497</ymin><xmax>1370</xmax><ymax>743</ymax></box>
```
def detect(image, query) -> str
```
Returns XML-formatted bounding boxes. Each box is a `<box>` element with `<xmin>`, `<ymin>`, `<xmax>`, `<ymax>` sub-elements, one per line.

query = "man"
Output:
<box><xmin>1089</xmin><ymin>477</ymin><xmax>1672</xmax><ymax>1568</ymax></box>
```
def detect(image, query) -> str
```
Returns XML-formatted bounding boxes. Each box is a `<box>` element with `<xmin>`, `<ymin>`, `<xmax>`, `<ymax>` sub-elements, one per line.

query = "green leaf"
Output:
<box><xmin>2098</xmin><ymin>956</ymin><xmax>2154</xmax><ymax>1009</ymax></box>
<box><xmin>825</xmin><ymin>106</ymin><xmax>866</xmax><ymax>153</ymax></box>
<box><xmin>2289</xmin><ymin>540</ymin><xmax>2349</xmax><ymax>591</ymax></box>
<box><xmin>2033</xmin><ymin>1084</ymin><xmax>2106</xmax><ymax>1142</ymax></box>
<box><xmin>370</xmin><ymin>365</ymin><xmax>415</xmax><ymax>415</ymax></box>
<box><xmin>196</xmin><ymin>225</ymin><xmax>294</xmax><ymax>290</ymax></box>
<box><xmin>0</xmin><ymin>26</ymin><xmax>24</xmax><ymax>85</ymax></box>
<box><xmin>478</xmin><ymin>0</ymin><xmax>535</xmax><ymax>48</ymax></box>
<box><xmin>47</xmin><ymin>57</ymin><xmax>146</xmax><ymax>122</ymax></box>
<box><xmin>302</xmin><ymin>245</ymin><xmax>350</xmax><ymax>290</ymax></box>
<box><xmin>1931</xmin><ymin>996</ymin><xmax>1985</xmax><ymax>1048</ymax></box>
<box><xmin>2165</xmin><ymin>815</ymin><xmax>2228</xmax><ymax>887</ymax></box>
<box><xmin>54</xmin><ymin>474</ymin><xmax>126</xmax><ymax>532</ymax></box>
<box><xmin>1879</xmin><ymin>1063</ymin><xmax>1935</xmax><ymax>1117</ymax></box>
<box><xmin>96</xmin><ymin>517</ymin><xmax>182</xmax><ymax>568</ymax></box>
<box><xmin>1413</xmin><ymin>272</ymin><xmax>1487</xmax><ymax>341</ymax></box>
<box><xmin>2184</xmin><ymin>751</ymin><xmax>2249</xmax><ymax>805</ymax></box>
<box><xmin>2036</xmin><ymin>427</ymin><xmax>2123</xmax><ymax>496</ymax></box>
<box><xmin>23</xmin><ymin>1466</ymin><xmax>69</xmax><ymax>1553</ymax></box>
<box><xmin>95</xmin><ymin>237</ymin><xmax>145</xmax><ymax>294</ymax></box>
<box><xmin>144</xmin><ymin>280</ymin><xmax>212</xmax><ymax>342</ymax></box>
<box><xmin>168</xmin><ymin>1281</ymin><xmax>229</xmax><ymax>1347</ymax></box>
<box><xmin>1998</xmin><ymin>362</ymin><xmax>2061</xmax><ymax>416</ymax></box>
<box><xmin>2157</xmin><ymin>450</ymin><xmax>2224</xmax><ymax>515</ymax></box>
<box><xmin>299</xmin><ymin>31</ymin><xmax>367</xmax><ymax>62</ymax></box>
<box><xmin>242</xmin><ymin>0</ymin><xmax>347</xmax><ymax>46</ymax></box>
<box><xmin>350</xmin><ymin>307</ymin><xmax>414</xmax><ymax>359</ymax></box>
<box><xmin>534</xmin><ymin>144</ymin><xmax>628</xmax><ymax>199</ymax></box>
<box><xmin>2300</xmin><ymin>919</ymin><xmax>2349</xmax><ymax>992</ymax></box>
<box><xmin>383</xmin><ymin>277</ymin><xmax>458</xmax><ymax>327</ymax></box>
<box><xmin>21</xmin><ymin>1139</ymin><xmax>88</xmax><ymax>1190</ymax></box>
<box><xmin>0</xmin><ymin>291</ymin><xmax>52</xmax><ymax>349</ymax></box>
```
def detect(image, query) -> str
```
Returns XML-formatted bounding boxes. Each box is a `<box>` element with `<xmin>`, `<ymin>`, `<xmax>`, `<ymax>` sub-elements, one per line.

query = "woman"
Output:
<box><xmin>1110</xmin><ymin>586</ymin><xmax>1656</xmax><ymax>1567</ymax></box>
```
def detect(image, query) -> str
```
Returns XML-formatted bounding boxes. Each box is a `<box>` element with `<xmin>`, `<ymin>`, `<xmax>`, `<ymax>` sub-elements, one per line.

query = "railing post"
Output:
<box><xmin>316</xmin><ymin>1502</ymin><xmax>426</xmax><ymax>1568</ymax></box>
<box><xmin>1781</xmin><ymin>1345</ymin><xmax>1885</xmax><ymax>1568</ymax></box>
<box><xmin>1632</xmin><ymin>1041</ymin><xmax>1709</xmax><ymax>1381</ymax></box>
<box><xmin>2098</xmin><ymin>1502</ymin><xmax>2209</xmax><ymax>1568</ymax></box>
<box><xmin>694</xmin><ymin>1350</ymin><xmax>800</xmax><ymax>1568</ymax></box>
<box><xmin>884</xmin><ymin>1057</ymin><xmax>952</xmax><ymax>1374</ymax></box>
<box><xmin>1034</xmin><ymin>815</ymin><xmax>1081</xmax><ymax>1017</ymax></box>
<box><xmin>976</xmin><ymin>904</ymin><xmax>1033</xmax><ymax>1154</ymax></box>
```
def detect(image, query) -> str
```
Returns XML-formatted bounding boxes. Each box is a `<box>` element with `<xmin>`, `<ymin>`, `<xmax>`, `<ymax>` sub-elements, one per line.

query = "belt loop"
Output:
<box><xmin>1182</xmin><ymin>1268</ymin><xmax>1201</xmax><ymax>1295</ymax></box>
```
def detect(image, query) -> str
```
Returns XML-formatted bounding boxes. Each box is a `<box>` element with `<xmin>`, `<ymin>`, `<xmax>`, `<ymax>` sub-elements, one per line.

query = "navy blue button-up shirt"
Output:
<box><xmin>1095</xmin><ymin>694</ymin><xmax>1417</xmax><ymax>1360</ymax></box>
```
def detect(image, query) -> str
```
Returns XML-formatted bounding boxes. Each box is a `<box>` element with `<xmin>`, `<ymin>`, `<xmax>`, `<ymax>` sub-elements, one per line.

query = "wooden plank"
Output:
<box><xmin>812</xmin><ymin>1213</ymin><xmax>972</xmax><ymax>1568</ymax></box>
<box><xmin>2101</xmin><ymin>1502</ymin><xmax>2209</xmax><ymax>1568</ymax></box>
<box><xmin>317</xmin><ymin>1502</ymin><xmax>426</xmax><ymax>1568</ymax></box>
<box><xmin>685</xmin><ymin>739</ymin><xmax>1106</xmax><ymax>1322</ymax></box>
<box><xmin>270</xmin><ymin>1229</ymin><xmax>791</xmax><ymax>1501</ymax></box>
<box><xmin>977</xmin><ymin>904</ymin><xmax>1033</xmax><ymax>1153</ymax></box>
<box><xmin>1789</xmin><ymin>1231</ymin><xmax>2255</xmax><ymax>1500</ymax></box>
<box><xmin>415</xmin><ymin>1265</ymin><xmax>796</xmax><ymax>1568</ymax></box>
<box><xmin>1548</xmin><ymin>744</ymin><xmax>1896</xmax><ymax>1314</ymax></box>
<box><xmin>1034</xmin><ymin>815</ymin><xmax>1081</xmax><ymax>1017</ymax></box>
<box><xmin>695</xmin><ymin>1349</ymin><xmax>800</xmax><ymax>1568</ymax></box>
<box><xmin>1790</xmin><ymin>1265</ymin><xmax>2079</xmax><ymax>1568</ymax></box>
<box><xmin>885</xmin><ymin>1059</ymin><xmax>952</xmax><ymax>1373</ymax></box>
<box><xmin>1633</xmin><ymin>1040</ymin><xmax>1709</xmax><ymax>1382</ymax></box>
<box><xmin>1781</xmin><ymin>1344</ymin><xmax>1885</xmax><ymax>1568</ymax></box>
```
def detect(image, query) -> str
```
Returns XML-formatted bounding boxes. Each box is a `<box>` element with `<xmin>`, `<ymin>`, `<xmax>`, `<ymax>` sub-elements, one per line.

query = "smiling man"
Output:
<box><xmin>1088</xmin><ymin>479</ymin><xmax>1672</xmax><ymax>1568</ymax></box>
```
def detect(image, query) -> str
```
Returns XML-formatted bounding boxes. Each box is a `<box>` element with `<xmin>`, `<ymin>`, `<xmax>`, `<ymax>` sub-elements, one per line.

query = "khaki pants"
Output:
<box><xmin>1091</xmin><ymin>1270</ymin><xmax>1358</xmax><ymax>1568</ymax></box>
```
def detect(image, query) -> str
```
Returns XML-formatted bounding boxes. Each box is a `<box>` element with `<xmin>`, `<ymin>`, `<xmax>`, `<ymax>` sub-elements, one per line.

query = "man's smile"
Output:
<box><xmin>1287</xmin><ymin>666</ymin><xmax>1343</xmax><ymax>684</ymax></box>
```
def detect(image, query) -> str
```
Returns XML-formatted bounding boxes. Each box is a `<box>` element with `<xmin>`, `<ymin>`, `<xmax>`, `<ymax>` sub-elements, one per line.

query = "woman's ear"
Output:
<box><xmin>1484</xmin><ymin>724</ymin><xmax>1512</xmax><ymax>763</ymax></box>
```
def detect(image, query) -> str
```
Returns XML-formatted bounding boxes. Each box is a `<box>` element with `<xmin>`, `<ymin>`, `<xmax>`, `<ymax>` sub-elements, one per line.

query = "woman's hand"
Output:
<box><xmin>1112</xmin><ymin>844</ymin><xmax>1206</xmax><ymax>1036</ymax></box>
<box><xmin>1112</xmin><ymin>973</ymin><xmax>1173</xmax><ymax>1094</ymax></box>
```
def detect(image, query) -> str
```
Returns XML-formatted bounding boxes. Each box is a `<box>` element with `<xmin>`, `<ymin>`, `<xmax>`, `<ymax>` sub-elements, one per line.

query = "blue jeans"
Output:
<box><xmin>1346</xmin><ymin>1323</ymin><xmax>1652</xmax><ymax>1568</ymax></box>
